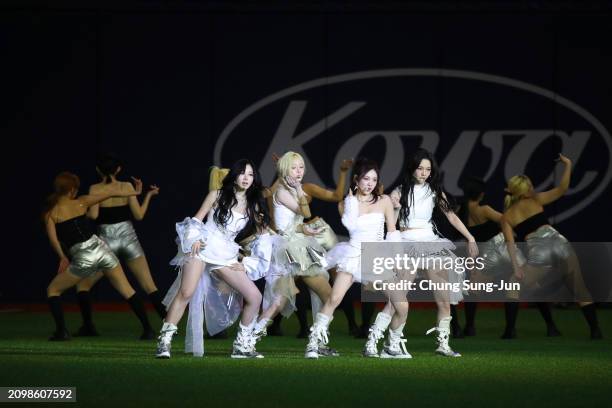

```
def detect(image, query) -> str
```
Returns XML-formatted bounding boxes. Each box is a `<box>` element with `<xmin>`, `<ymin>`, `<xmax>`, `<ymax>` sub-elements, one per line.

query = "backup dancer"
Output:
<box><xmin>43</xmin><ymin>172</ymin><xmax>154</xmax><ymax>340</ymax></box>
<box><xmin>365</xmin><ymin>148</ymin><xmax>478</xmax><ymax>358</ymax></box>
<box><xmin>305</xmin><ymin>158</ymin><xmax>398</xmax><ymax>359</ymax></box>
<box><xmin>500</xmin><ymin>154</ymin><xmax>602</xmax><ymax>339</ymax></box>
<box><xmin>156</xmin><ymin>159</ymin><xmax>272</xmax><ymax>358</ymax></box>
<box><xmin>251</xmin><ymin>152</ymin><xmax>335</xmax><ymax>357</ymax></box>
<box><xmin>74</xmin><ymin>153</ymin><xmax>163</xmax><ymax>338</ymax></box>
<box><xmin>458</xmin><ymin>176</ymin><xmax>560</xmax><ymax>337</ymax></box>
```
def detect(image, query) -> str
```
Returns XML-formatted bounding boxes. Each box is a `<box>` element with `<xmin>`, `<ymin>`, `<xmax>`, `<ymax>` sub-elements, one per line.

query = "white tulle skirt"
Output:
<box><xmin>400</xmin><ymin>228</ymin><xmax>464</xmax><ymax>305</ymax></box>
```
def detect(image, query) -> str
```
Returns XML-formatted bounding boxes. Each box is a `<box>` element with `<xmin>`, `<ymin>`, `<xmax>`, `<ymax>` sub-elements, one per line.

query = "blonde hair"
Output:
<box><xmin>276</xmin><ymin>151</ymin><xmax>305</xmax><ymax>179</ymax></box>
<box><xmin>504</xmin><ymin>175</ymin><xmax>532</xmax><ymax>209</ymax></box>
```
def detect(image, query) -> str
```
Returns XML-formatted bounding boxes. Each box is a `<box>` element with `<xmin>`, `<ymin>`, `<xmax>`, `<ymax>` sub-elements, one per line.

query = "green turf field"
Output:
<box><xmin>0</xmin><ymin>307</ymin><xmax>610</xmax><ymax>407</ymax></box>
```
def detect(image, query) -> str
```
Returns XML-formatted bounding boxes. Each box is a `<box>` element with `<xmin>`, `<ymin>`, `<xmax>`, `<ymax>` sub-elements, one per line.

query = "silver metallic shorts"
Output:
<box><xmin>67</xmin><ymin>235</ymin><xmax>120</xmax><ymax>278</ymax></box>
<box><xmin>525</xmin><ymin>225</ymin><xmax>571</xmax><ymax>268</ymax></box>
<box><xmin>480</xmin><ymin>232</ymin><xmax>526</xmax><ymax>273</ymax></box>
<box><xmin>98</xmin><ymin>221</ymin><xmax>145</xmax><ymax>261</ymax></box>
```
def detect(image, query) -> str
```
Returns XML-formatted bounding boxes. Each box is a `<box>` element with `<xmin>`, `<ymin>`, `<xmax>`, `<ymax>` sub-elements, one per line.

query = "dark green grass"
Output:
<box><xmin>0</xmin><ymin>307</ymin><xmax>610</xmax><ymax>407</ymax></box>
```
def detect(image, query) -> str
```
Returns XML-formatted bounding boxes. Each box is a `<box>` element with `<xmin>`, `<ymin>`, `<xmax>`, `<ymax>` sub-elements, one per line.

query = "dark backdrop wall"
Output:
<box><xmin>2</xmin><ymin>1</ymin><xmax>611</xmax><ymax>302</ymax></box>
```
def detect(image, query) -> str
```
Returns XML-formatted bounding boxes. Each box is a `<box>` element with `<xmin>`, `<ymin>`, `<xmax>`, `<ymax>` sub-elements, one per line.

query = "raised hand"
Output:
<box><xmin>131</xmin><ymin>177</ymin><xmax>143</xmax><ymax>195</ymax></box>
<box><xmin>148</xmin><ymin>184</ymin><xmax>160</xmax><ymax>196</ymax></box>
<box><xmin>285</xmin><ymin>176</ymin><xmax>299</xmax><ymax>188</ymax></box>
<box><xmin>558</xmin><ymin>153</ymin><xmax>572</xmax><ymax>166</ymax></box>
<box><xmin>340</xmin><ymin>159</ymin><xmax>353</xmax><ymax>172</ymax></box>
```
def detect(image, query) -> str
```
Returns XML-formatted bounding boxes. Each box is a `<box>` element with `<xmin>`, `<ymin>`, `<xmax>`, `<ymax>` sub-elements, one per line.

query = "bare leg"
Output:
<box><xmin>103</xmin><ymin>265</ymin><xmax>136</xmax><ymax>299</ymax></box>
<box><xmin>302</xmin><ymin>275</ymin><xmax>332</xmax><ymax>304</ymax></box>
<box><xmin>104</xmin><ymin>265</ymin><xmax>153</xmax><ymax>336</ymax></box>
<box><xmin>214</xmin><ymin>267</ymin><xmax>262</xmax><ymax>325</ymax></box>
<box><xmin>47</xmin><ymin>271</ymin><xmax>83</xmax><ymax>297</ymax></box>
<box><xmin>165</xmin><ymin>258</ymin><xmax>205</xmax><ymax>325</ymax></box>
<box><xmin>320</xmin><ymin>272</ymin><xmax>354</xmax><ymax>317</ymax></box>
<box><xmin>75</xmin><ymin>271</ymin><xmax>104</xmax><ymax>292</ymax></box>
<box><xmin>126</xmin><ymin>256</ymin><xmax>158</xmax><ymax>294</ymax></box>
<box><xmin>427</xmin><ymin>268</ymin><xmax>451</xmax><ymax>321</ymax></box>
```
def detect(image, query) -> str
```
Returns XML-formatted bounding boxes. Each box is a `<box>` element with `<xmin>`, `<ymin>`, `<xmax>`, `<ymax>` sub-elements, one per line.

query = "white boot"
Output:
<box><xmin>252</xmin><ymin>318</ymin><xmax>271</xmax><ymax>344</ymax></box>
<box><xmin>305</xmin><ymin>313</ymin><xmax>330</xmax><ymax>359</ymax></box>
<box><xmin>317</xmin><ymin>316</ymin><xmax>339</xmax><ymax>357</ymax></box>
<box><xmin>426</xmin><ymin>316</ymin><xmax>461</xmax><ymax>357</ymax></box>
<box><xmin>231</xmin><ymin>321</ymin><xmax>264</xmax><ymax>359</ymax></box>
<box><xmin>155</xmin><ymin>322</ymin><xmax>178</xmax><ymax>359</ymax></box>
<box><xmin>362</xmin><ymin>312</ymin><xmax>392</xmax><ymax>358</ymax></box>
<box><xmin>380</xmin><ymin>323</ymin><xmax>412</xmax><ymax>359</ymax></box>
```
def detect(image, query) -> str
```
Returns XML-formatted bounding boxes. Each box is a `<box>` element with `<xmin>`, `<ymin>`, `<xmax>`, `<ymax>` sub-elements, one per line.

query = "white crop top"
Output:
<box><xmin>395</xmin><ymin>183</ymin><xmax>435</xmax><ymax>229</ymax></box>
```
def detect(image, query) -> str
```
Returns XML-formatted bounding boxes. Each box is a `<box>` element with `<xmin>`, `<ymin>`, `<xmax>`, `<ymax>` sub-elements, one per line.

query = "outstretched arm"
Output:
<box><xmin>87</xmin><ymin>184</ymin><xmax>100</xmax><ymax>220</ymax></box>
<box><xmin>483</xmin><ymin>205</ymin><xmax>503</xmax><ymax>223</ymax></box>
<box><xmin>78</xmin><ymin>180</ymin><xmax>142</xmax><ymax>208</ymax></box>
<box><xmin>534</xmin><ymin>154</ymin><xmax>572</xmax><ymax>206</ymax></box>
<box><xmin>302</xmin><ymin>159</ymin><xmax>353</xmax><ymax>202</ymax></box>
<box><xmin>129</xmin><ymin>180</ymin><xmax>160</xmax><ymax>220</ymax></box>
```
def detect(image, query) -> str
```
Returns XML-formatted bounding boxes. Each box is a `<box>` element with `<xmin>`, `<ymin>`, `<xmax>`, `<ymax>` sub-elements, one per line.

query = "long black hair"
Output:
<box><xmin>398</xmin><ymin>148</ymin><xmax>451</xmax><ymax>223</ymax></box>
<box><xmin>457</xmin><ymin>176</ymin><xmax>485</xmax><ymax>224</ymax></box>
<box><xmin>213</xmin><ymin>159</ymin><xmax>270</xmax><ymax>243</ymax></box>
<box><xmin>349</xmin><ymin>158</ymin><xmax>381</xmax><ymax>203</ymax></box>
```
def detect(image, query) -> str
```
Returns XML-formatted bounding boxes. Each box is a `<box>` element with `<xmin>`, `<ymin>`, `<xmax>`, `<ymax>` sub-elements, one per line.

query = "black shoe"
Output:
<box><xmin>501</xmin><ymin>328</ymin><xmax>517</xmax><ymax>339</ymax></box>
<box><xmin>463</xmin><ymin>325</ymin><xmax>476</xmax><ymax>336</ymax></box>
<box><xmin>546</xmin><ymin>324</ymin><xmax>562</xmax><ymax>337</ymax></box>
<box><xmin>73</xmin><ymin>325</ymin><xmax>100</xmax><ymax>337</ymax></box>
<box><xmin>591</xmin><ymin>327</ymin><xmax>603</xmax><ymax>340</ymax></box>
<box><xmin>140</xmin><ymin>328</ymin><xmax>156</xmax><ymax>340</ymax></box>
<box><xmin>296</xmin><ymin>328</ymin><xmax>308</xmax><ymax>339</ymax></box>
<box><xmin>49</xmin><ymin>328</ymin><xmax>71</xmax><ymax>341</ymax></box>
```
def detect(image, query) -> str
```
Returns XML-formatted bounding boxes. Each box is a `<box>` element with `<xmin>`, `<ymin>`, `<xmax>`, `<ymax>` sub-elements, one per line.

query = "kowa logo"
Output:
<box><xmin>214</xmin><ymin>68</ymin><xmax>612</xmax><ymax>222</ymax></box>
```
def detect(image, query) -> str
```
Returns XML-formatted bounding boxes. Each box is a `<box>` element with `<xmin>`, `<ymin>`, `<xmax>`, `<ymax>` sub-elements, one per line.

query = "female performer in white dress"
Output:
<box><xmin>251</xmin><ymin>152</ymin><xmax>334</xmax><ymax>357</ymax></box>
<box><xmin>305</xmin><ymin>158</ymin><xmax>400</xmax><ymax>359</ymax></box>
<box><xmin>156</xmin><ymin>159</ymin><xmax>272</xmax><ymax>359</ymax></box>
<box><xmin>365</xmin><ymin>148</ymin><xmax>478</xmax><ymax>358</ymax></box>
